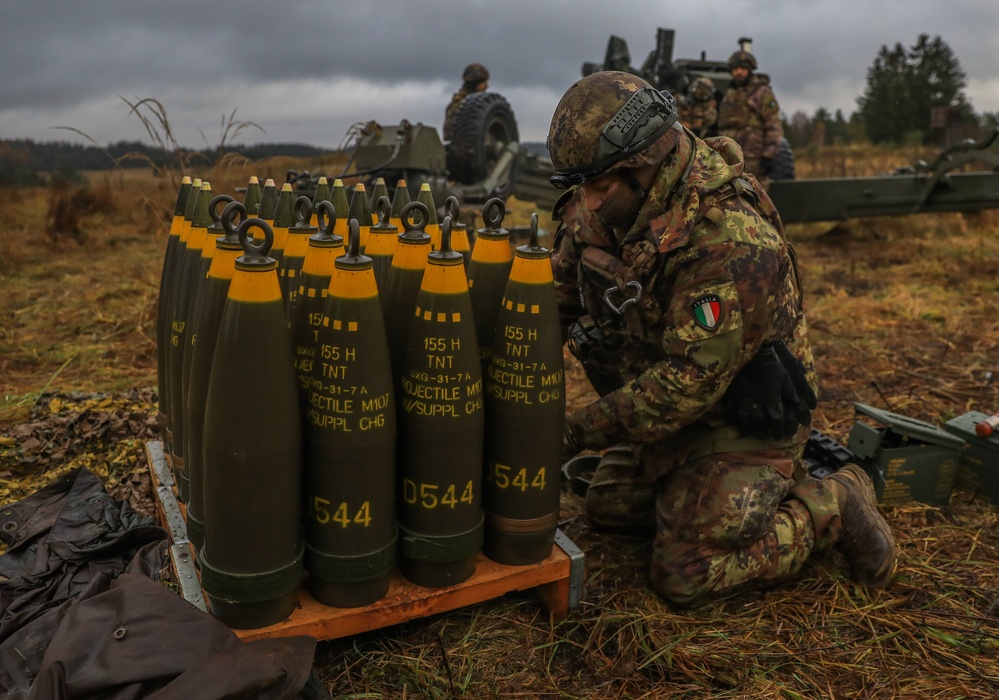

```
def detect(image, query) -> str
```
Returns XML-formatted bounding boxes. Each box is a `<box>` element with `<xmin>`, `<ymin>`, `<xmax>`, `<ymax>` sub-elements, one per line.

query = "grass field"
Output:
<box><xmin>2</xmin><ymin>146</ymin><xmax>999</xmax><ymax>698</ymax></box>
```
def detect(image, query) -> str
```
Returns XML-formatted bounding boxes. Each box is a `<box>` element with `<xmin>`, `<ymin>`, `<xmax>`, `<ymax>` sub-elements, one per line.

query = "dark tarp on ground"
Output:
<box><xmin>1</xmin><ymin>467</ymin><xmax>326</xmax><ymax>699</ymax></box>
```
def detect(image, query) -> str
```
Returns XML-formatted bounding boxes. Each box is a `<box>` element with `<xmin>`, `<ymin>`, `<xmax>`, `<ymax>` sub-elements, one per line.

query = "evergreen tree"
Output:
<box><xmin>828</xmin><ymin>110</ymin><xmax>853</xmax><ymax>145</ymax></box>
<box><xmin>857</xmin><ymin>35</ymin><xmax>972</xmax><ymax>145</ymax></box>
<box><xmin>980</xmin><ymin>112</ymin><xmax>999</xmax><ymax>132</ymax></box>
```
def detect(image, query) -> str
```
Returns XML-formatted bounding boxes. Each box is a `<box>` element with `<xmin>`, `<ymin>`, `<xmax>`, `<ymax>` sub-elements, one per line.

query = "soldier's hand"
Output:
<box><xmin>725</xmin><ymin>345</ymin><xmax>785</xmax><ymax>439</ymax></box>
<box><xmin>773</xmin><ymin>339</ymin><xmax>817</xmax><ymax>433</ymax></box>
<box><xmin>724</xmin><ymin>341</ymin><xmax>815</xmax><ymax>440</ymax></box>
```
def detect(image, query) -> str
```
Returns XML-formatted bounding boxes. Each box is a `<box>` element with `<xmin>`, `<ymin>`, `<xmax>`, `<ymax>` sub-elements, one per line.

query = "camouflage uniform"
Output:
<box><xmin>678</xmin><ymin>78</ymin><xmax>718</xmax><ymax>139</ymax></box>
<box><xmin>552</xmin><ymin>126</ymin><xmax>845</xmax><ymax>607</ymax></box>
<box><xmin>717</xmin><ymin>74</ymin><xmax>783</xmax><ymax>176</ymax></box>
<box><xmin>678</xmin><ymin>96</ymin><xmax>718</xmax><ymax>139</ymax></box>
<box><xmin>443</xmin><ymin>63</ymin><xmax>489</xmax><ymax>141</ymax></box>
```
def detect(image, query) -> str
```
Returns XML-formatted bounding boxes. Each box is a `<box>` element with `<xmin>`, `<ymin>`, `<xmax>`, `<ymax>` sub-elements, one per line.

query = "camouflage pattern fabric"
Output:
<box><xmin>716</xmin><ymin>74</ymin><xmax>783</xmax><ymax>175</ymax></box>
<box><xmin>678</xmin><ymin>95</ymin><xmax>717</xmax><ymax>139</ymax></box>
<box><xmin>443</xmin><ymin>86</ymin><xmax>472</xmax><ymax>141</ymax></box>
<box><xmin>551</xmin><ymin>127</ymin><xmax>839</xmax><ymax>607</ymax></box>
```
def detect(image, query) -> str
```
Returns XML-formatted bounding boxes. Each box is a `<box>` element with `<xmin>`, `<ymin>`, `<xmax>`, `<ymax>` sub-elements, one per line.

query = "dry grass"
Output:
<box><xmin>2</xmin><ymin>148</ymin><xmax>999</xmax><ymax>698</ymax></box>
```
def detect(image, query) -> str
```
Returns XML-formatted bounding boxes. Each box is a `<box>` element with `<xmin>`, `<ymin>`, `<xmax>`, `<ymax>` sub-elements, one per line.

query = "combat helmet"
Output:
<box><xmin>727</xmin><ymin>50</ymin><xmax>758</xmax><ymax>71</ymax></box>
<box><xmin>688</xmin><ymin>76</ymin><xmax>716</xmax><ymax>102</ymax></box>
<box><xmin>547</xmin><ymin>71</ymin><xmax>678</xmax><ymax>189</ymax></box>
<box><xmin>462</xmin><ymin>63</ymin><xmax>490</xmax><ymax>84</ymax></box>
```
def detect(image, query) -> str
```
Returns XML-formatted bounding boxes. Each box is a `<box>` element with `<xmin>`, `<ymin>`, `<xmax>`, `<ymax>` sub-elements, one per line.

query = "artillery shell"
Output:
<box><xmin>366</xmin><ymin>195</ymin><xmax>399</xmax><ymax>289</ymax></box>
<box><xmin>304</xmin><ymin>220</ymin><xmax>397</xmax><ymax>607</ymax></box>
<box><xmin>161</xmin><ymin>177</ymin><xmax>200</xmax><ymax>459</ymax></box>
<box><xmin>270</xmin><ymin>181</ymin><xmax>295</xmax><ymax>266</ymax></box>
<box><xmin>397</xmin><ymin>217</ymin><xmax>484</xmax><ymax>587</ymax></box>
<box><xmin>157</xmin><ymin>175</ymin><xmax>192</xmax><ymax>442</ymax></box>
<box><xmin>168</xmin><ymin>181</ymin><xmax>212</xmax><ymax>499</ymax></box>
<box><xmin>466</xmin><ymin>198</ymin><xmax>514</xmax><ymax>374</ymax></box>
<box><xmin>381</xmin><ymin>201</ymin><xmax>433</xmax><ymax>378</ymax></box>
<box><xmin>279</xmin><ymin>196</ymin><xmax>318</xmax><ymax>316</ymax></box>
<box><xmin>290</xmin><ymin>201</ymin><xmax>344</xmax><ymax>407</ymax></box>
<box><xmin>201</xmin><ymin>217</ymin><xmax>303</xmax><ymax>630</ymax></box>
<box><xmin>482</xmin><ymin>214</ymin><xmax>565</xmax><ymax>565</ymax></box>
<box><xmin>185</xmin><ymin>198</ymin><xmax>244</xmax><ymax>557</ymax></box>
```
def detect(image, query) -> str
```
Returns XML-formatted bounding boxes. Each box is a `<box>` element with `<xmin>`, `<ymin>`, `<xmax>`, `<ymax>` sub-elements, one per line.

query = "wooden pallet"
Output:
<box><xmin>145</xmin><ymin>440</ymin><xmax>584</xmax><ymax>642</ymax></box>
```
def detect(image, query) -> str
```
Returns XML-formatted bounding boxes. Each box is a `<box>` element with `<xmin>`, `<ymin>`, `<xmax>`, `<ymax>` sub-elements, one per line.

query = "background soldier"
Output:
<box><xmin>717</xmin><ymin>48</ymin><xmax>783</xmax><ymax>182</ymax></box>
<box><xmin>547</xmin><ymin>71</ymin><xmax>896</xmax><ymax>608</ymax></box>
<box><xmin>678</xmin><ymin>76</ymin><xmax>718</xmax><ymax>139</ymax></box>
<box><xmin>443</xmin><ymin>63</ymin><xmax>490</xmax><ymax>141</ymax></box>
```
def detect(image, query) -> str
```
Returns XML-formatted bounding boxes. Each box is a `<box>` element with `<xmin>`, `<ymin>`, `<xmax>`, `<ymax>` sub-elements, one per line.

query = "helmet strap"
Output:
<box><xmin>621</xmin><ymin>170</ymin><xmax>647</xmax><ymax>201</ymax></box>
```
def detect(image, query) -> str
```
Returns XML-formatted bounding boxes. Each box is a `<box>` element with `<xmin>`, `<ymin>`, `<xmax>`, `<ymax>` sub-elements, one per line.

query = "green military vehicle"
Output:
<box><xmin>583</xmin><ymin>28</ymin><xmax>738</xmax><ymax>104</ymax></box>
<box><xmin>287</xmin><ymin>90</ymin><xmax>525</xmax><ymax>213</ymax></box>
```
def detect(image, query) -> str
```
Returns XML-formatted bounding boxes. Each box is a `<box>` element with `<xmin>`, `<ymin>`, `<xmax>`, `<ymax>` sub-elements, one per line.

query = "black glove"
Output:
<box><xmin>724</xmin><ymin>340</ymin><xmax>817</xmax><ymax>440</ymax></box>
<box><xmin>772</xmin><ymin>338</ymin><xmax>817</xmax><ymax>429</ymax></box>
<box><xmin>758</xmin><ymin>157</ymin><xmax>775</xmax><ymax>177</ymax></box>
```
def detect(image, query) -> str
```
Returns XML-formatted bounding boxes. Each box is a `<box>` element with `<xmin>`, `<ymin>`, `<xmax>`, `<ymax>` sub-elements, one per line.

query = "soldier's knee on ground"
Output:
<box><xmin>663</xmin><ymin>456</ymin><xmax>792</xmax><ymax>550</ymax></box>
<box><xmin>648</xmin><ymin>539</ymin><xmax>714</xmax><ymax>608</ymax></box>
<box><xmin>584</xmin><ymin>444</ymin><xmax>656</xmax><ymax>534</ymax></box>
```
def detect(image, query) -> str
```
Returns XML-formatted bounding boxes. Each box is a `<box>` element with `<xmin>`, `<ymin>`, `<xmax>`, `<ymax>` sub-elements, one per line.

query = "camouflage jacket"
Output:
<box><xmin>678</xmin><ymin>97</ymin><xmax>718</xmax><ymax>139</ymax></box>
<box><xmin>443</xmin><ymin>87</ymin><xmax>472</xmax><ymax>141</ymax></box>
<box><xmin>551</xmin><ymin>128</ymin><xmax>816</xmax><ymax>452</ymax></box>
<box><xmin>717</xmin><ymin>74</ymin><xmax>783</xmax><ymax>162</ymax></box>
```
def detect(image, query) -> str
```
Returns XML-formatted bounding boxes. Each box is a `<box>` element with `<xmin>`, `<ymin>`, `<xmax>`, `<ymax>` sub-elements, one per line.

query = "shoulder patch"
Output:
<box><xmin>691</xmin><ymin>294</ymin><xmax>723</xmax><ymax>331</ymax></box>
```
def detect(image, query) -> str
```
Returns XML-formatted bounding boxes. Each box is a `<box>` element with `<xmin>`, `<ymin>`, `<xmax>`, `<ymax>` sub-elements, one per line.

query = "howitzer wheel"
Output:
<box><xmin>446</xmin><ymin>92</ymin><xmax>520</xmax><ymax>198</ymax></box>
<box><xmin>770</xmin><ymin>138</ymin><xmax>796</xmax><ymax>181</ymax></box>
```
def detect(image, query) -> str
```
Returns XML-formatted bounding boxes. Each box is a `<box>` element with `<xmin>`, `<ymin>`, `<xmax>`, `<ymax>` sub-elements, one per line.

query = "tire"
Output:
<box><xmin>770</xmin><ymin>138</ymin><xmax>796</xmax><ymax>181</ymax></box>
<box><xmin>446</xmin><ymin>92</ymin><xmax>520</xmax><ymax>198</ymax></box>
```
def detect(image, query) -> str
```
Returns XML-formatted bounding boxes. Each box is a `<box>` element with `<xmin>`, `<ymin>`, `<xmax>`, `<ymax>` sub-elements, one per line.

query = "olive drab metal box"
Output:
<box><xmin>847</xmin><ymin>403</ymin><xmax>964</xmax><ymax>505</ymax></box>
<box><xmin>943</xmin><ymin>411</ymin><xmax>999</xmax><ymax>503</ymax></box>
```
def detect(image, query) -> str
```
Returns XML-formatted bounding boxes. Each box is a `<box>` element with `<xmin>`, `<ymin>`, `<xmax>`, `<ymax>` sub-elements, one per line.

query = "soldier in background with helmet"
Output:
<box><xmin>717</xmin><ymin>45</ymin><xmax>783</xmax><ymax>183</ymax></box>
<box><xmin>443</xmin><ymin>63</ymin><xmax>490</xmax><ymax>141</ymax></box>
<box><xmin>678</xmin><ymin>76</ymin><xmax>718</xmax><ymax>139</ymax></box>
<box><xmin>547</xmin><ymin>70</ymin><xmax>897</xmax><ymax>608</ymax></box>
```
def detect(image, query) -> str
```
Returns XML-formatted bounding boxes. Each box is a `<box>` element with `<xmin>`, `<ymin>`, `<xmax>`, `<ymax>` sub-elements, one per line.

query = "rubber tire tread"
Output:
<box><xmin>446</xmin><ymin>92</ymin><xmax>519</xmax><ymax>195</ymax></box>
<box><xmin>770</xmin><ymin>137</ymin><xmax>796</xmax><ymax>181</ymax></box>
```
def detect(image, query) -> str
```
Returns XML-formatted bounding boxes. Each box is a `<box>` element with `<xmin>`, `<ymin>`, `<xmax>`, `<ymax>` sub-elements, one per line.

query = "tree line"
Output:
<box><xmin>0</xmin><ymin>139</ymin><xmax>333</xmax><ymax>187</ymax></box>
<box><xmin>782</xmin><ymin>34</ymin><xmax>999</xmax><ymax>149</ymax></box>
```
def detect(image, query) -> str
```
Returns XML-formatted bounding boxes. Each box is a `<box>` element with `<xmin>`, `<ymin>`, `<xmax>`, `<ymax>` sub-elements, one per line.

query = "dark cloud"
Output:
<box><xmin>2</xmin><ymin>0</ymin><xmax>997</xmax><ymax>148</ymax></box>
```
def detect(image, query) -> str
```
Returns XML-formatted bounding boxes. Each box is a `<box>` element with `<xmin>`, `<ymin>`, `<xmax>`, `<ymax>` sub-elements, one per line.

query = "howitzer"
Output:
<box><xmin>509</xmin><ymin>131</ymin><xmax>999</xmax><ymax>224</ymax></box>
<box><xmin>285</xmin><ymin>91</ymin><xmax>523</xmax><ymax>213</ymax></box>
<box><xmin>768</xmin><ymin>130</ymin><xmax>999</xmax><ymax>222</ymax></box>
<box><xmin>582</xmin><ymin>28</ymin><xmax>735</xmax><ymax>99</ymax></box>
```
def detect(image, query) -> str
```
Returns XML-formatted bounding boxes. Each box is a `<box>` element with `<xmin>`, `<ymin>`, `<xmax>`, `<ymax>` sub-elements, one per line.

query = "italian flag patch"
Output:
<box><xmin>691</xmin><ymin>294</ymin><xmax>722</xmax><ymax>331</ymax></box>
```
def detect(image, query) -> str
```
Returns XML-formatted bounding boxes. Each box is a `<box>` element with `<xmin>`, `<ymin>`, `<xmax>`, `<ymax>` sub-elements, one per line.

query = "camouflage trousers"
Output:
<box><xmin>584</xmin><ymin>439</ymin><xmax>842</xmax><ymax>608</ymax></box>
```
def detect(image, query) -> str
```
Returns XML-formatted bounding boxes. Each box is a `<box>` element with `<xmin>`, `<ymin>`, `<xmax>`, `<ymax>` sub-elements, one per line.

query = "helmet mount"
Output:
<box><xmin>548</xmin><ymin>74</ymin><xmax>678</xmax><ymax>190</ymax></box>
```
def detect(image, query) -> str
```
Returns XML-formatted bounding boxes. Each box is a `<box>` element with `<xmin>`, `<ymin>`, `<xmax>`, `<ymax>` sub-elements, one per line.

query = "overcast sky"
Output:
<box><xmin>3</xmin><ymin>0</ymin><xmax>998</xmax><ymax>150</ymax></box>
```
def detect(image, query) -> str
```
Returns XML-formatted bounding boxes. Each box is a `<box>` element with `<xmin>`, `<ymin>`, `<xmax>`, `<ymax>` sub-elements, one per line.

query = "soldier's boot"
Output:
<box><xmin>826</xmin><ymin>464</ymin><xmax>897</xmax><ymax>587</ymax></box>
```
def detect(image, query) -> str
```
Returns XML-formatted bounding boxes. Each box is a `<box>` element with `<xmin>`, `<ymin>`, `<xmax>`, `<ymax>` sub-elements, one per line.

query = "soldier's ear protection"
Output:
<box><xmin>550</xmin><ymin>88</ymin><xmax>678</xmax><ymax>190</ymax></box>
